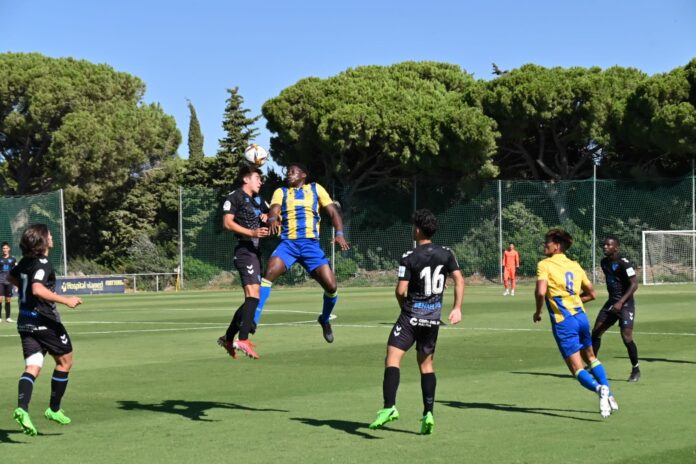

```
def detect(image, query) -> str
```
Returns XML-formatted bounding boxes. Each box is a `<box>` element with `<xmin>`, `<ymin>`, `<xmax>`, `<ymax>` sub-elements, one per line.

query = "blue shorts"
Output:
<box><xmin>551</xmin><ymin>312</ymin><xmax>592</xmax><ymax>359</ymax></box>
<box><xmin>271</xmin><ymin>239</ymin><xmax>329</xmax><ymax>273</ymax></box>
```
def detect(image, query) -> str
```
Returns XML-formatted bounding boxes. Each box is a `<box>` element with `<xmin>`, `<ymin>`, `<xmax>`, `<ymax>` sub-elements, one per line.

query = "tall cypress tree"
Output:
<box><xmin>187</xmin><ymin>99</ymin><xmax>205</xmax><ymax>161</ymax></box>
<box><xmin>214</xmin><ymin>87</ymin><xmax>260</xmax><ymax>187</ymax></box>
<box><xmin>185</xmin><ymin>99</ymin><xmax>210</xmax><ymax>186</ymax></box>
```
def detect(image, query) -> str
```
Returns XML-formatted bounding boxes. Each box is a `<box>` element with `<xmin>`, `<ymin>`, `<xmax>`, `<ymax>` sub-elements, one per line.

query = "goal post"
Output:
<box><xmin>642</xmin><ymin>230</ymin><xmax>696</xmax><ymax>285</ymax></box>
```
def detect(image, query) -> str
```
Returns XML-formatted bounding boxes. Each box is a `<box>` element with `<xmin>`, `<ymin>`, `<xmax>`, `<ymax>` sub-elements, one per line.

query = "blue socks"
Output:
<box><xmin>589</xmin><ymin>360</ymin><xmax>610</xmax><ymax>387</ymax></box>
<box><xmin>254</xmin><ymin>279</ymin><xmax>273</xmax><ymax>324</ymax></box>
<box><xmin>574</xmin><ymin>368</ymin><xmax>600</xmax><ymax>392</ymax></box>
<box><xmin>320</xmin><ymin>291</ymin><xmax>338</xmax><ymax>323</ymax></box>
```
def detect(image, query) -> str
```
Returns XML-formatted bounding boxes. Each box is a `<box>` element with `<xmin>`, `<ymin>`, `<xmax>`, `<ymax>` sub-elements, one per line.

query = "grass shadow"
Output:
<box><xmin>437</xmin><ymin>399</ymin><xmax>600</xmax><ymax>422</ymax></box>
<box><xmin>117</xmin><ymin>400</ymin><xmax>288</xmax><ymax>422</ymax></box>
<box><xmin>616</xmin><ymin>356</ymin><xmax>696</xmax><ymax>365</ymax></box>
<box><xmin>290</xmin><ymin>417</ymin><xmax>381</xmax><ymax>439</ymax></box>
<box><xmin>510</xmin><ymin>371</ymin><xmax>571</xmax><ymax>379</ymax></box>
<box><xmin>0</xmin><ymin>428</ymin><xmax>26</xmax><ymax>444</ymax></box>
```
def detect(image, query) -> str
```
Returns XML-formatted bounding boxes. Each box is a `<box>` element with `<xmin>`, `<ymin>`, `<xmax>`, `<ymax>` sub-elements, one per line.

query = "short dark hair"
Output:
<box><xmin>287</xmin><ymin>162</ymin><xmax>309</xmax><ymax>176</ymax></box>
<box><xmin>237</xmin><ymin>165</ymin><xmax>262</xmax><ymax>185</ymax></box>
<box><xmin>20</xmin><ymin>224</ymin><xmax>50</xmax><ymax>258</ymax></box>
<box><xmin>413</xmin><ymin>209</ymin><xmax>438</xmax><ymax>238</ymax></box>
<box><xmin>604</xmin><ymin>235</ymin><xmax>620</xmax><ymax>246</ymax></box>
<box><xmin>1</xmin><ymin>241</ymin><xmax>9</xmax><ymax>247</ymax></box>
<box><xmin>545</xmin><ymin>228</ymin><xmax>573</xmax><ymax>252</ymax></box>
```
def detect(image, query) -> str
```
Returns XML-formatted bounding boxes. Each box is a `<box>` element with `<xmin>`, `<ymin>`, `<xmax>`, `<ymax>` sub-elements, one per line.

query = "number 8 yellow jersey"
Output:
<box><xmin>536</xmin><ymin>253</ymin><xmax>590</xmax><ymax>324</ymax></box>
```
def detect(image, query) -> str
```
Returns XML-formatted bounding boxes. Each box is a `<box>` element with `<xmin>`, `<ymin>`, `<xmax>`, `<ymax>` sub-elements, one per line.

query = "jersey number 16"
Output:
<box><xmin>420</xmin><ymin>265</ymin><xmax>445</xmax><ymax>296</ymax></box>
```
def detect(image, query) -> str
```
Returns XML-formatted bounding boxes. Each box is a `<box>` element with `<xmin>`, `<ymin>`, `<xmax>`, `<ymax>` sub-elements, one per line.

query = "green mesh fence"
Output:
<box><xmin>0</xmin><ymin>190</ymin><xmax>66</xmax><ymax>275</ymax></box>
<box><xmin>182</xmin><ymin>176</ymin><xmax>695</xmax><ymax>286</ymax></box>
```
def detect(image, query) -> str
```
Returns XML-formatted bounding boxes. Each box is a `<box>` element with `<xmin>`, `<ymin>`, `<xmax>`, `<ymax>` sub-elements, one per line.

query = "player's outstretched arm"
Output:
<box><xmin>324</xmin><ymin>203</ymin><xmax>349</xmax><ymax>251</ymax></box>
<box><xmin>32</xmin><ymin>282</ymin><xmax>82</xmax><ymax>309</ymax></box>
<box><xmin>448</xmin><ymin>270</ymin><xmax>464</xmax><ymax>325</ymax></box>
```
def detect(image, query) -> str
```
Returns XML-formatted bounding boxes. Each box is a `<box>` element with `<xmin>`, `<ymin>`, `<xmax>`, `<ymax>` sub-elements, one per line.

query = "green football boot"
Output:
<box><xmin>368</xmin><ymin>406</ymin><xmax>399</xmax><ymax>429</ymax></box>
<box><xmin>420</xmin><ymin>411</ymin><xmax>434</xmax><ymax>435</ymax></box>
<box><xmin>14</xmin><ymin>407</ymin><xmax>38</xmax><ymax>436</ymax></box>
<box><xmin>44</xmin><ymin>408</ymin><xmax>71</xmax><ymax>424</ymax></box>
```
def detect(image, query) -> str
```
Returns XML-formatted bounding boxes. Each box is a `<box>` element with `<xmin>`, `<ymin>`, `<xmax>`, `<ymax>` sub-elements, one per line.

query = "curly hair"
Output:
<box><xmin>545</xmin><ymin>228</ymin><xmax>573</xmax><ymax>252</ymax></box>
<box><xmin>412</xmin><ymin>209</ymin><xmax>438</xmax><ymax>238</ymax></box>
<box><xmin>19</xmin><ymin>224</ymin><xmax>50</xmax><ymax>258</ymax></box>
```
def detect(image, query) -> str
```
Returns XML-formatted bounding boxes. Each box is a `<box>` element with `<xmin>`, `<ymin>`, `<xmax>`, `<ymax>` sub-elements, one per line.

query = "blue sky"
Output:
<box><xmin>3</xmin><ymin>0</ymin><xmax>695</xmax><ymax>165</ymax></box>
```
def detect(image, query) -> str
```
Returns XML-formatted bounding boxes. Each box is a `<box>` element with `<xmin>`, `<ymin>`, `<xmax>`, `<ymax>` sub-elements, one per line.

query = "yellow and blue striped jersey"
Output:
<box><xmin>537</xmin><ymin>253</ymin><xmax>590</xmax><ymax>323</ymax></box>
<box><xmin>271</xmin><ymin>183</ymin><xmax>333</xmax><ymax>240</ymax></box>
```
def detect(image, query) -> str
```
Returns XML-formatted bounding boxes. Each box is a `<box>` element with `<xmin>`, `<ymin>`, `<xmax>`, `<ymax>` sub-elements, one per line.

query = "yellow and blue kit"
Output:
<box><xmin>269</xmin><ymin>183</ymin><xmax>333</xmax><ymax>273</ymax></box>
<box><xmin>270</xmin><ymin>183</ymin><xmax>333</xmax><ymax>240</ymax></box>
<box><xmin>537</xmin><ymin>253</ymin><xmax>592</xmax><ymax>358</ymax></box>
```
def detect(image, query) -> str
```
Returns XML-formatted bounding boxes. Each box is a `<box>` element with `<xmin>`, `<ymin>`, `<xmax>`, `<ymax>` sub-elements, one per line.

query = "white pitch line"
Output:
<box><xmin>1</xmin><ymin>321</ymin><xmax>694</xmax><ymax>337</ymax></box>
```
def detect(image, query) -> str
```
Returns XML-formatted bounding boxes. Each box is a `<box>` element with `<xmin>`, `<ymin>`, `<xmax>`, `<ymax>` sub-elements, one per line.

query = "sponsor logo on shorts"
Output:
<box><xmin>409</xmin><ymin>318</ymin><xmax>440</xmax><ymax>327</ymax></box>
<box><xmin>246</xmin><ymin>265</ymin><xmax>254</xmax><ymax>274</ymax></box>
<box><xmin>393</xmin><ymin>325</ymin><xmax>402</xmax><ymax>337</ymax></box>
<box><xmin>60</xmin><ymin>334</ymin><xmax>69</xmax><ymax>345</ymax></box>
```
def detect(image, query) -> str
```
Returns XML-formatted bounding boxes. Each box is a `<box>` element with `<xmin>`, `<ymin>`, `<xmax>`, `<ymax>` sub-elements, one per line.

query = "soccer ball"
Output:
<box><xmin>244</xmin><ymin>144</ymin><xmax>268</xmax><ymax>166</ymax></box>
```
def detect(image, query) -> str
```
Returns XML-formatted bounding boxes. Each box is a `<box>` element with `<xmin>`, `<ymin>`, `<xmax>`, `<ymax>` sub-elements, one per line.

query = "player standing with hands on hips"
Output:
<box><xmin>8</xmin><ymin>224</ymin><xmax>82</xmax><ymax>436</ymax></box>
<box><xmin>369</xmin><ymin>209</ymin><xmax>464</xmax><ymax>435</ymax></box>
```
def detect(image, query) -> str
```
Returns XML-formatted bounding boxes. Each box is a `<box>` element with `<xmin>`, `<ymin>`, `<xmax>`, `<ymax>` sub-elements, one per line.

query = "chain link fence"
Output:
<box><xmin>181</xmin><ymin>175</ymin><xmax>696</xmax><ymax>287</ymax></box>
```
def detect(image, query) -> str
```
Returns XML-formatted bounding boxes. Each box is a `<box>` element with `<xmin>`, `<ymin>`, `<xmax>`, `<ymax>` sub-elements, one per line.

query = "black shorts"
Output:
<box><xmin>0</xmin><ymin>282</ymin><xmax>13</xmax><ymax>298</ymax></box>
<box><xmin>387</xmin><ymin>312</ymin><xmax>440</xmax><ymax>355</ymax></box>
<box><xmin>595</xmin><ymin>301</ymin><xmax>636</xmax><ymax>330</ymax></box>
<box><xmin>19</xmin><ymin>321</ymin><xmax>73</xmax><ymax>358</ymax></box>
<box><xmin>234</xmin><ymin>242</ymin><xmax>263</xmax><ymax>287</ymax></box>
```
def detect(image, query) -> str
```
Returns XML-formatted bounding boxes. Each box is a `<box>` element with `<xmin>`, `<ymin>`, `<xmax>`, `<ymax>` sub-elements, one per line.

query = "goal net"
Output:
<box><xmin>642</xmin><ymin>230</ymin><xmax>696</xmax><ymax>285</ymax></box>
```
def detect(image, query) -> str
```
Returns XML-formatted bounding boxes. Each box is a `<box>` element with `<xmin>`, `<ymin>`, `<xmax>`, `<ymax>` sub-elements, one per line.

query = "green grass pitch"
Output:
<box><xmin>1</xmin><ymin>284</ymin><xmax>695</xmax><ymax>463</ymax></box>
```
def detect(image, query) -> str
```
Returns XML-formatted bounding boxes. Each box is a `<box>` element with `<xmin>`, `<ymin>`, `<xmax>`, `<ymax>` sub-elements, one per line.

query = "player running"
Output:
<box><xmin>1</xmin><ymin>241</ymin><xmax>17</xmax><ymax>322</ymax></box>
<box><xmin>253</xmin><ymin>162</ymin><xmax>349</xmax><ymax>343</ymax></box>
<box><xmin>592</xmin><ymin>236</ymin><xmax>640</xmax><ymax>382</ymax></box>
<box><xmin>533</xmin><ymin>228</ymin><xmax>617</xmax><ymax>418</ymax></box>
<box><xmin>7</xmin><ymin>224</ymin><xmax>82</xmax><ymax>436</ymax></box>
<box><xmin>217</xmin><ymin>165</ymin><xmax>269</xmax><ymax>360</ymax></box>
<box><xmin>369</xmin><ymin>209</ymin><xmax>464</xmax><ymax>435</ymax></box>
<box><xmin>502</xmin><ymin>242</ymin><xmax>520</xmax><ymax>296</ymax></box>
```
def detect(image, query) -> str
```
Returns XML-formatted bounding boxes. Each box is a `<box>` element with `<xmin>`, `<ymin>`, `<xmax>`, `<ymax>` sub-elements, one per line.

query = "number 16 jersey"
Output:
<box><xmin>398</xmin><ymin>243</ymin><xmax>460</xmax><ymax>321</ymax></box>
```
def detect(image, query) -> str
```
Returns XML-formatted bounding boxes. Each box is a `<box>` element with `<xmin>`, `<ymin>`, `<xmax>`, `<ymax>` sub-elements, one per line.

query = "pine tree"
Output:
<box><xmin>214</xmin><ymin>87</ymin><xmax>260</xmax><ymax>187</ymax></box>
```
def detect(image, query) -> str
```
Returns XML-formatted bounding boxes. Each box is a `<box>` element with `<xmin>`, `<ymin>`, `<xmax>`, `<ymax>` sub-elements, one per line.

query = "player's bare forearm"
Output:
<box><xmin>32</xmin><ymin>282</ymin><xmax>82</xmax><ymax>309</ymax></box>
<box><xmin>325</xmin><ymin>203</ymin><xmax>350</xmax><ymax>250</ymax></box>
<box><xmin>395</xmin><ymin>281</ymin><xmax>408</xmax><ymax>310</ymax></box>
<box><xmin>534</xmin><ymin>279</ymin><xmax>546</xmax><ymax>322</ymax></box>
<box><xmin>223</xmin><ymin>214</ymin><xmax>269</xmax><ymax>238</ymax></box>
<box><xmin>267</xmin><ymin>204</ymin><xmax>281</xmax><ymax>235</ymax></box>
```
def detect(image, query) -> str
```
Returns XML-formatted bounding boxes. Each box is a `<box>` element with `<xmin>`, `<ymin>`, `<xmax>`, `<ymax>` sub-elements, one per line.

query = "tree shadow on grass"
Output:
<box><xmin>437</xmin><ymin>400</ymin><xmax>600</xmax><ymax>422</ymax></box>
<box><xmin>616</xmin><ymin>356</ymin><xmax>696</xmax><ymax>365</ymax></box>
<box><xmin>118</xmin><ymin>400</ymin><xmax>288</xmax><ymax>422</ymax></box>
